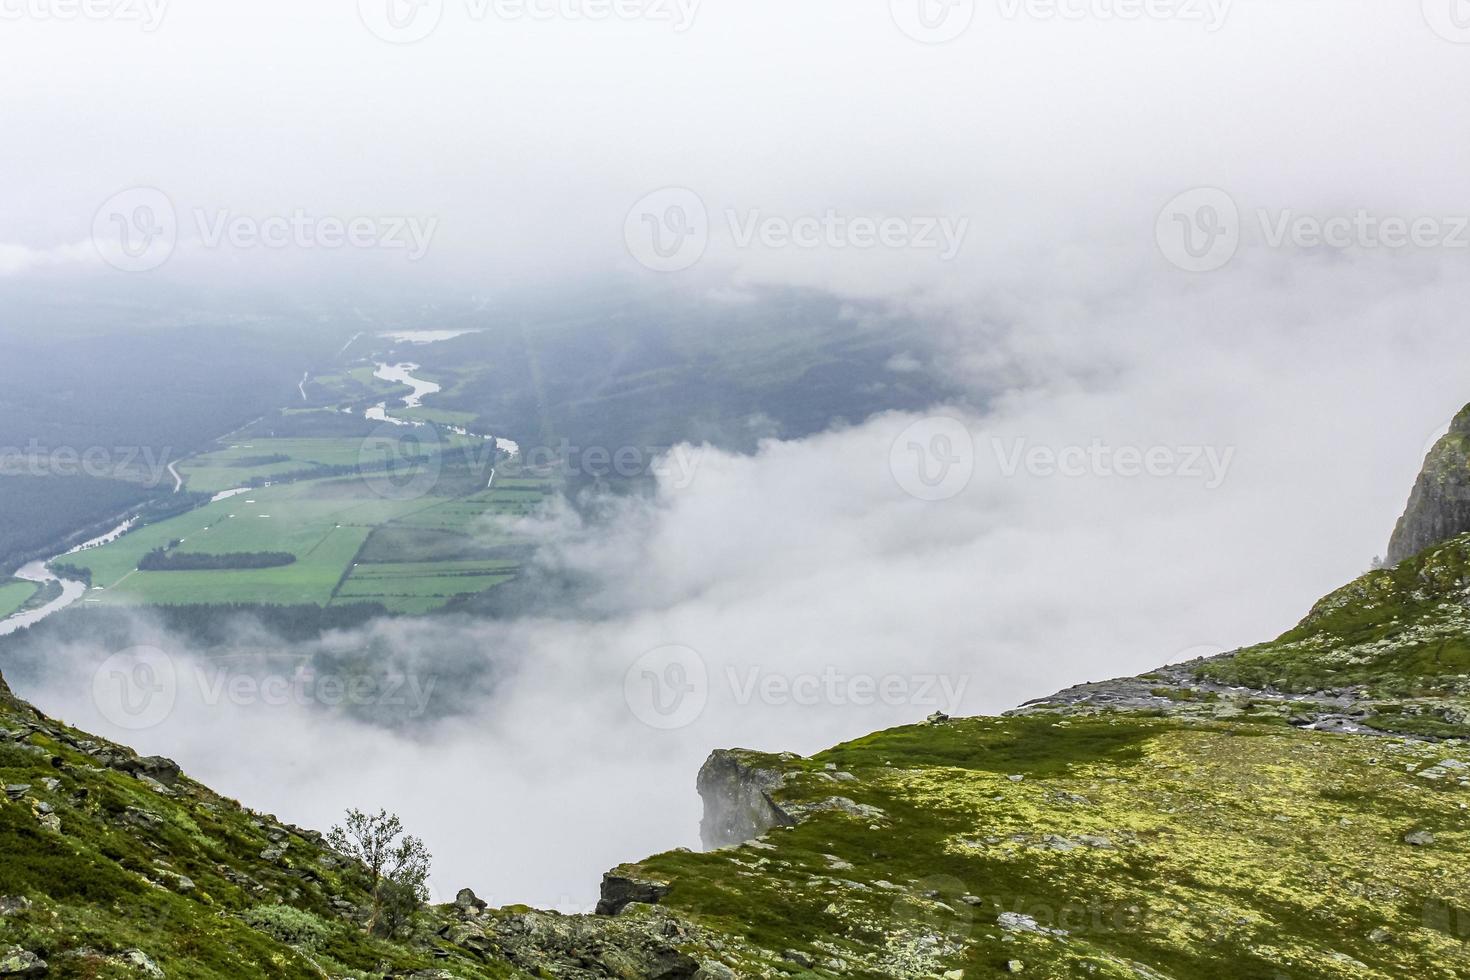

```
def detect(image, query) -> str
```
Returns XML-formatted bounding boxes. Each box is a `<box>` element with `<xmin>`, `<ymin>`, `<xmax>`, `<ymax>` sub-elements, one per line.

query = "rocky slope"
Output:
<box><xmin>1389</xmin><ymin>405</ymin><xmax>1470</xmax><ymax>565</ymax></box>
<box><xmin>0</xmin><ymin>672</ymin><xmax>733</xmax><ymax>980</ymax></box>
<box><xmin>5</xmin><ymin>406</ymin><xmax>1470</xmax><ymax>978</ymax></box>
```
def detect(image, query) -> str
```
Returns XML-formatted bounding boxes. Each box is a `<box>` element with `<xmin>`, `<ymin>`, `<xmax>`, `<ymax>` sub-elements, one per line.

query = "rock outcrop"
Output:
<box><xmin>595</xmin><ymin>870</ymin><xmax>671</xmax><ymax>916</ymax></box>
<box><xmin>695</xmin><ymin>749</ymin><xmax>797</xmax><ymax>849</ymax></box>
<box><xmin>1387</xmin><ymin>404</ymin><xmax>1470</xmax><ymax>564</ymax></box>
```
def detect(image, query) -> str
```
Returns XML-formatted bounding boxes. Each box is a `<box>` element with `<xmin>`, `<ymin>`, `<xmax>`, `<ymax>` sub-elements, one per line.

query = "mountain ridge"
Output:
<box><xmin>4</xmin><ymin>405</ymin><xmax>1470</xmax><ymax>977</ymax></box>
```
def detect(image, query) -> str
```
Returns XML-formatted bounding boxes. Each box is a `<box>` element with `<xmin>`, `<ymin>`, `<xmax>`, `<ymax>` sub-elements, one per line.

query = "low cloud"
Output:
<box><xmin>17</xmin><ymin>258</ymin><xmax>1470</xmax><ymax>907</ymax></box>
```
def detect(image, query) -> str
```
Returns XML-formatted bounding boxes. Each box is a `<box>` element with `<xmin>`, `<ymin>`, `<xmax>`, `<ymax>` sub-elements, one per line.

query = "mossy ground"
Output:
<box><xmin>627</xmin><ymin>716</ymin><xmax>1470</xmax><ymax>979</ymax></box>
<box><xmin>8</xmin><ymin>474</ymin><xmax>1470</xmax><ymax>976</ymax></box>
<box><xmin>0</xmin><ymin>690</ymin><xmax>517</xmax><ymax>979</ymax></box>
<box><xmin>1200</xmin><ymin>534</ymin><xmax>1470</xmax><ymax>699</ymax></box>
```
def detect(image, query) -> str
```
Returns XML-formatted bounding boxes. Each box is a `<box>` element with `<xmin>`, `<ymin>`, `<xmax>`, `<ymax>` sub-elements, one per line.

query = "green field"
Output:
<box><xmin>0</xmin><ymin>578</ymin><xmax>39</xmax><ymax>619</ymax></box>
<box><xmin>178</xmin><ymin>434</ymin><xmax>479</xmax><ymax>493</ymax></box>
<box><xmin>53</xmin><ymin>335</ymin><xmax>552</xmax><ymax>616</ymax></box>
<box><xmin>333</xmin><ymin>559</ymin><xmax>518</xmax><ymax>613</ymax></box>
<box><xmin>62</xmin><ymin>436</ymin><xmax>537</xmax><ymax>612</ymax></box>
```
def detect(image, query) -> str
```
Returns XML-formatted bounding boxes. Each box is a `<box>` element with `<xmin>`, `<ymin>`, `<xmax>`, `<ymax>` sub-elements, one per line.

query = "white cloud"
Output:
<box><xmin>21</xmin><ymin>254</ymin><xmax>1470</xmax><ymax>907</ymax></box>
<box><xmin>7</xmin><ymin>0</ymin><xmax>1470</xmax><ymax>918</ymax></box>
<box><xmin>0</xmin><ymin>240</ymin><xmax>96</xmax><ymax>276</ymax></box>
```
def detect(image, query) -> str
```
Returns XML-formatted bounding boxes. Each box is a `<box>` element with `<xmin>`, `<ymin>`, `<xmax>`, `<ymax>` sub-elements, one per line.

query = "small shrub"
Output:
<box><xmin>241</xmin><ymin>904</ymin><xmax>332</xmax><ymax>951</ymax></box>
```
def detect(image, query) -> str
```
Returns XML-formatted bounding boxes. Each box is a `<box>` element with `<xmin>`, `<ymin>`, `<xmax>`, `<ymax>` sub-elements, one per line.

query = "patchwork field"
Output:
<box><xmin>178</xmin><ymin>433</ymin><xmax>480</xmax><ymax>494</ymax></box>
<box><xmin>334</xmin><ymin>559</ymin><xmax>519</xmax><ymax>614</ymax></box>
<box><xmin>52</xmin><ymin>338</ymin><xmax>555</xmax><ymax>616</ymax></box>
<box><xmin>0</xmin><ymin>579</ymin><xmax>39</xmax><ymax>620</ymax></box>
<box><xmin>60</xmin><ymin>460</ymin><xmax>539</xmax><ymax>611</ymax></box>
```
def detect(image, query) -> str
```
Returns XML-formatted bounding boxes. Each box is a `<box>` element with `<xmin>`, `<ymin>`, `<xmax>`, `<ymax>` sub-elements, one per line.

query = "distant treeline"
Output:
<box><xmin>0</xmin><ymin>481</ymin><xmax>206</xmax><ymax>577</ymax></box>
<box><xmin>49</xmin><ymin>562</ymin><xmax>92</xmax><ymax>587</ymax></box>
<box><xmin>0</xmin><ymin>602</ymin><xmax>390</xmax><ymax>656</ymax></box>
<box><xmin>139</xmin><ymin>548</ymin><xmax>297</xmax><ymax>571</ymax></box>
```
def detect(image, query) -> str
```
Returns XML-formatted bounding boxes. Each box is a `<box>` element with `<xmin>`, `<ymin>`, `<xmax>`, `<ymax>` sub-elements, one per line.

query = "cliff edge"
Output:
<box><xmin>1388</xmin><ymin>403</ymin><xmax>1470</xmax><ymax>565</ymax></box>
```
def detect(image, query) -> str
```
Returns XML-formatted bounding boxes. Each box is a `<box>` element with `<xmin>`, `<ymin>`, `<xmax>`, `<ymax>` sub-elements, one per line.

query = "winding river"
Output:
<box><xmin>0</xmin><ymin>517</ymin><xmax>135</xmax><ymax>637</ymax></box>
<box><xmin>1</xmin><ymin>342</ymin><xmax>517</xmax><ymax>638</ymax></box>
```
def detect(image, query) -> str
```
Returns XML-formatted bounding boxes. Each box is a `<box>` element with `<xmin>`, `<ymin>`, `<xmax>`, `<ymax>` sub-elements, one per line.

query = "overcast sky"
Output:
<box><xmin>8</xmin><ymin>0</ymin><xmax>1470</xmax><ymax>910</ymax></box>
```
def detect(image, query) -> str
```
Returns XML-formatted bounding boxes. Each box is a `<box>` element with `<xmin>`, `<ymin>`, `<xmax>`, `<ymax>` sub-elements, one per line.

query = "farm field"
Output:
<box><xmin>178</xmin><ymin>433</ymin><xmax>480</xmax><ymax>493</ymax></box>
<box><xmin>63</xmin><ymin>478</ymin><xmax>394</xmax><ymax>606</ymax></box>
<box><xmin>0</xmin><ymin>578</ymin><xmax>39</xmax><ymax>619</ymax></box>
<box><xmin>61</xmin><ymin>461</ymin><xmax>539</xmax><ymax>613</ymax></box>
<box><xmin>333</xmin><ymin>559</ymin><xmax>519</xmax><ymax>613</ymax></box>
<box><xmin>51</xmin><ymin>339</ymin><xmax>554</xmax><ymax>616</ymax></box>
<box><xmin>391</xmin><ymin>485</ymin><xmax>552</xmax><ymax>530</ymax></box>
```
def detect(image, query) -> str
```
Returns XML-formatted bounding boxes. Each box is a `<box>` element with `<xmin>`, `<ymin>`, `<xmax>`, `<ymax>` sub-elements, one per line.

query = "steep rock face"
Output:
<box><xmin>695</xmin><ymin>749</ymin><xmax>796</xmax><ymax>849</ymax></box>
<box><xmin>1388</xmin><ymin>404</ymin><xmax>1470</xmax><ymax>564</ymax></box>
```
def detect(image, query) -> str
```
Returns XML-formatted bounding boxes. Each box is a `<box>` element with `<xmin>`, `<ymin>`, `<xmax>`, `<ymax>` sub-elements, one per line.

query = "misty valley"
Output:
<box><xmin>5</xmin><ymin>5</ymin><xmax>1470</xmax><ymax>978</ymax></box>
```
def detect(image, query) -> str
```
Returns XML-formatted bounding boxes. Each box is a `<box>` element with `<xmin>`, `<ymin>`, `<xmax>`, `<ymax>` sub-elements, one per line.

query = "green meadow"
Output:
<box><xmin>61</xmin><ymin>435</ymin><xmax>539</xmax><ymax>612</ymax></box>
<box><xmin>178</xmin><ymin>434</ymin><xmax>481</xmax><ymax>493</ymax></box>
<box><xmin>0</xmin><ymin>579</ymin><xmax>39</xmax><ymax>619</ymax></box>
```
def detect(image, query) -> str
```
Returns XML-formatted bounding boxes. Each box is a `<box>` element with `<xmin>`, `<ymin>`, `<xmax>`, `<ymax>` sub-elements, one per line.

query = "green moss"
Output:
<box><xmin>617</xmin><ymin>716</ymin><xmax>1470</xmax><ymax>979</ymax></box>
<box><xmin>1198</xmin><ymin>532</ymin><xmax>1470</xmax><ymax>704</ymax></box>
<box><xmin>0</xmin><ymin>697</ymin><xmax>510</xmax><ymax>980</ymax></box>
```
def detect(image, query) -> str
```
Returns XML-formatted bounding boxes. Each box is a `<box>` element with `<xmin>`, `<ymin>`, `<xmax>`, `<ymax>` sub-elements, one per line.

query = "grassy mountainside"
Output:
<box><xmin>616</xmin><ymin>718</ymin><xmax>1469</xmax><ymax>979</ymax></box>
<box><xmin>1388</xmin><ymin>405</ymin><xmax>1470</xmax><ymax>565</ymax></box>
<box><xmin>6</xmin><ymin>405</ymin><xmax>1470</xmax><ymax>976</ymax></box>
<box><xmin>0</xmin><ymin>674</ymin><xmax>517</xmax><ymax>979</ymax></box>
<box><xmin>1199</xmin><ymin>531</ymin><xmax>1470</xmax><ymax>700</ymax></box>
